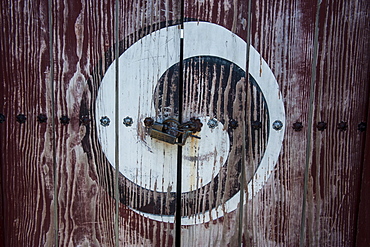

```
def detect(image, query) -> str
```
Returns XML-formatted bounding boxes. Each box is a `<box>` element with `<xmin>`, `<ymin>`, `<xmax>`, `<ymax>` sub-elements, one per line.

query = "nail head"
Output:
<box><xmin>60</xmin><ymin>115</ymin><xmax>70</xmax><ymax>125</ymax></box>
<box><xmin>337</xmin><ymin>121</ymin><xmax>348</xmax><ymax>131</ymax></box>
<box><xmin>251</xmin><ymin>120</ymin><xmax>262</xmax><ymax>130</ymax></box>
<box><xmin>16</xmin><ymin>114</ymin><xmax>27</xmax><ymax>124</ymax></box>
<box><xmin>0</xmin><ymin>114</ymin><xmax>6</xmax><ymax>123</ymax></box>
<box><xmin>207</xmin><ymin>118</ymin><xmax>218</xmax><ymax>129</ymax></box>
<box><xmin>80</xmin><ymin>116</ymin><xmax>91</xmax><ymax>126</ymax></box>
<box><xmin>100</xmin><ymin>116</ymin><xmax>110</xmax><ymax>127</ymax></box>
<box><xmin>123</xmin><ymin>116</ymin><xmax>133</xmax><ymax>127</ymax></box>
<box><xmin>272</xmin><ymin>120</ymin><xmax>283</xmax><ymax>131</ymax></box>
<box><xmin>292</xmin><ymin>121</ymin><xmax>303</xmax><ymax>131</ymax></box>
<box><xmin>316</xmin><ymin>121</ymin><xmax>327</xmax><ymax>131</ymax></box>
<box><xmin>37</xmin><ymin>114</ymin><xmax>48</xmax><ymax>123</ymax></box>
<box><xmin>144</xmin><ymin>117</ymin><xmax>154</xmax><ymax>127</ymax></box>
<box><xmin>358</xmin><ymin>122</ymin><xmax>366</xmax><ymax>132</ymax></box>
<box><xmin>229</xmin><ymin>119</ymin><xmax>239</xmax><ymax>129</ymax></box>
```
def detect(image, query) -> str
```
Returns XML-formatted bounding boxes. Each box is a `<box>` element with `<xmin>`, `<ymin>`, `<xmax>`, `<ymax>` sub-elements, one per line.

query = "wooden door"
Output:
<box><xmin>1</xmin><ymin>0</ymin><xmax>369</xmax><ymax>246</ymax></box>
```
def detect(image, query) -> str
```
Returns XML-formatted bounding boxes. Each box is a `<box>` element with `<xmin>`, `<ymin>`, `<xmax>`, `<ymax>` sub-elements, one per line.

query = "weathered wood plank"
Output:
<box><xmin>2</xmin><ymin>0</ymin><xmax>369</xmax><ymax>246</ymax></box>
<box><xmin>356</xmin><ymin>93</ymin><xmax>370</xmax><ymax>245</ymax></box>
<box><xmin>245</xmin><ymin>1</ymin><xmax>319</xmax><ymax>245</ymax></box>
<box><xmin>181</xmin><ymin>1</ymin><xmax>250</xmax><ymax>246</ymax></box>
<box><xmin>245</xmin><ymin>0</ymin><xmax>370</xmax><ymax>246</ymax></box>
<box><xmin>306</xmin><ymin>0</ymin><xmax>370</xmax><ymax>245</ymax></box>
<box><xmin>115</xmin><ymin>0</ymin><xmax>181</xmax><ymax>245</ymax></box>
<box><xmin>0</xmin><ymin>0</ymin><xmax>56</xmax><ymax>246</ymax></box>
<box><xmin>0</xmin><ymin>164</ymin><xmax>3</xmax><ymax>246</ymax></box>
<box><xmin>52</xmin><ymin>0</ymin><xmax>117</xmax><ymax>245</ymax></box>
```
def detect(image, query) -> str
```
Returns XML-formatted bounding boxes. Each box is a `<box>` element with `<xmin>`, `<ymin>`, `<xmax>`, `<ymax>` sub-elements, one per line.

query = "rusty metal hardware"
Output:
<box><xmin>148</xmin><ymin>118</ymin><xmax>202</xmax><ymax>146</ymax></box>
<box><xmin>143</xmin><ymin>117</ymin><xmax>154</xmax><ymax>127</ymax></box>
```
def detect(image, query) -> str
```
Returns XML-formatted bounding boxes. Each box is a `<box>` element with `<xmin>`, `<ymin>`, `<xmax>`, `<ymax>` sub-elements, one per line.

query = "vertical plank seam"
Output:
<box><xmin>114</xmin><ymin>0</ymin><xmax>120</xmax><ymax>245</ymax></box>
<box><xmin>238</xmin><ymin>0</ymin><xmax>252</xmax><ymax>246</ymax></box>
<box><xmin>299</xmin><ymin>0</ymin><xmax>322</xmax><ymax>246</ymax></box>
<box><xmin>48</xmin><ymin>0</ymin><xmax>58</xmax><ymax>245</ymax></box>
<box><xmin>175</xmin><ymin>1</ymin><xmax>185</xmax><ymax>246</ymax></box>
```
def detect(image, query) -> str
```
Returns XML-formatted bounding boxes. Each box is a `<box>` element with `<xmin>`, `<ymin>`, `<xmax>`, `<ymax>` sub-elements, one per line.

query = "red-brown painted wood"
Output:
<box><xmin>0</xmin><ymin>0</ymin><xmax>55</xmax><ymax>246</ymax></box>
<box><xmin>181</xmin><ymin>1</ymin><xmax>250</xmax><ymax>246</ymax></box>
<box><xmin>115</xmin><ymin>1</ymin><xmax>181</xmax><ymax>245</ymax></box>
<box><xmin>244</xmin><ymin>1</ymin><xmax>319</xmax><ymax>245</ymax></box>
<box><xmin>51</xmin><ymin>0</ymin><xmax>117</xmax><ymax>245</ymax></box>
<box><xmin>1</xmin><ymin>0</ymin><xmax>369</xmax><ymax>246</ymax></box>
<box><xmin>244</xmin><ymin>0</ymin><xmax>370</xmax><ymax>246</ymax></box>
<box><xmin>305</xmin><ymin>1</ymin><xmax>370</xmax><ymax>245</ymax></box>
<box><xmin>356</xmin><ymin>92</ymin><xmax>370</xmax><ymax>246</ymax></box>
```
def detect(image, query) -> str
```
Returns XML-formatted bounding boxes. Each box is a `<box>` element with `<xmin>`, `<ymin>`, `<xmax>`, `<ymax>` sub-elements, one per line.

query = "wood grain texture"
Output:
<box><xmin>306</xmin><ymin>0</ymin><xmax>370</xmax><ymax>245</ymax></box>
<box><xmin>245</xmin><ymin>0</ymin><xmax>318</xmax><ymax>246</ymax></box>
<box><xmin>0</xmin><ymin>0</ymin><xmax>55</xmax><ymax>246</ymax></box>
<box><xmin>356</xmin><ymin>92</ymin><xmax>370</xmax><ymax>246</ymax></box>
<box><xmin>245</xmin><ymin>0</ymin><xmax>370</xmax><ymax>246</ymax></box>
<box><xmin>1</xmin><ymin>0</ymin><xmax>369</xmax><ymax>246</ymax></box>
<box><xmin>183</xmin><ymin>1</ymin><xmax>249</xmax><ymax>246</ymax></box>
<box><xmin>52</xmin><ymin>0</ymin><xmax>117</xmax><ymax>246</ymax></box>
<box><xmin>185</xmin><ymin>0</ymin><xmax>248</xmax><ymax>38</ymax></box>
<box><xmin>116</xmin><ymin>1</ymin><xmax>181</xmax><ymax>245</ymax></box>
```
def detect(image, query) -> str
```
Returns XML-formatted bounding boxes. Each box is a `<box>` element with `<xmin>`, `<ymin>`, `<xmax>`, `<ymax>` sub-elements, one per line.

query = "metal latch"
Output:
<box><xmin>146</xmin><ymin>118</ymin><xmax>202</xmax><ymax>146</ymax></box>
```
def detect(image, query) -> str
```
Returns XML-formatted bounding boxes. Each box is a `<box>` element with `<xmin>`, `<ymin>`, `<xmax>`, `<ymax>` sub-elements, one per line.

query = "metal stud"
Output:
<box><xmin>272</xmin><ymin>120</ymin><xmax>283</xmax><ymax>131</ymax></box>
<box><xmin>251</xmin><ymin>120</ymin><xmax>262</xmax><ymax>130</ymax></box>
<box><xmin>16</xmin><ymin>114</ymin><xmax>27</xmax><ymax>124</ymax></box>
<box><xmin>80</xmin><ymin>116</ymin><xmax>91</xmax><ymax>126</ymax></box>
<box><xmin>229</xmin><ymin>119</ymin><xmax>239</xmax><ymax>129</ymax></box>
<box><xmin>190</xmin><ymin>117</ymin><xmax>203</xmax><ymax>132</ymax></box>
<box><xmin>207</xmin><ymin>118</ymin><xmax>218</xmax><ymax>129</ymax></box>
<box><xmin>316</xmin><ymin>121</ymin><xmax>327</xmax><ymax>131</ymax></box>
<box><xmin>0</xmin><ymin>114</ymin><xmax>5</xmax><ymax>123</ymax></box>
<box><xmin>37</xmin><ymin>114</ymin><xmax>48</xmax><ymax>123</ymax></box>
<box><xmin>60</xmin><ymin>115</ymin><xmax>70</xmax><ymax>125</ymax></box>
<box><xmin>292</xmin><ymin>121</ymin><xmax>303</xmax><ymax>131</ymax></box>
<box><xmin>123</xmin><ymin>116</ymin><xmax>133</xmax><ymax>127</ymax></box>
<box><xmin>358</xmin><ymin>122</ymin><xmax>366</xmax><ymax>132</ymax></box>
<box><xmin>144</xmin><ymin>117</ymin><xmax>154</xmax><ymax>127</ymax></box>
<box><xmin>100</xmin><ymin>116</ymin><xmax>110</xmax><ymax>127</ymax></box>
<box><xmin>337</xmin><ymin>121</ymin><xmax>348</xmax><ymax>131</ymax></box>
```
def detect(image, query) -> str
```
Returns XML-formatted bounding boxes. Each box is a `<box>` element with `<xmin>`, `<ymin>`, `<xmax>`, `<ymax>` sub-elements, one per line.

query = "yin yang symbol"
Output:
<box><xmin>93</xmin><ymin>22</ymin><xmax>285</xmax><ymax>225</ymax></box>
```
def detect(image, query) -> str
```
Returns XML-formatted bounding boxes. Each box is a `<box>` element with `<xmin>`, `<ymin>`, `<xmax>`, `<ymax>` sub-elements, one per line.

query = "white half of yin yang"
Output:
<box><xmin>96</xmin><ymin>22</ymin><xmax>285</xmax><ymax>225</ymax></box>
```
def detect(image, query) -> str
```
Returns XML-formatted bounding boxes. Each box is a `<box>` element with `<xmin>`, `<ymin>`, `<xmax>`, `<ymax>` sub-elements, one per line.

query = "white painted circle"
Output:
<box><xmin>96</xmin><ymin>37</ymin><xmax>229</xmax><ymax>193</ymax></box>
<box><xmin>96</xmin><ymin>22</ymin><xmax>285</xmax><ymax>225</ymax></box>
